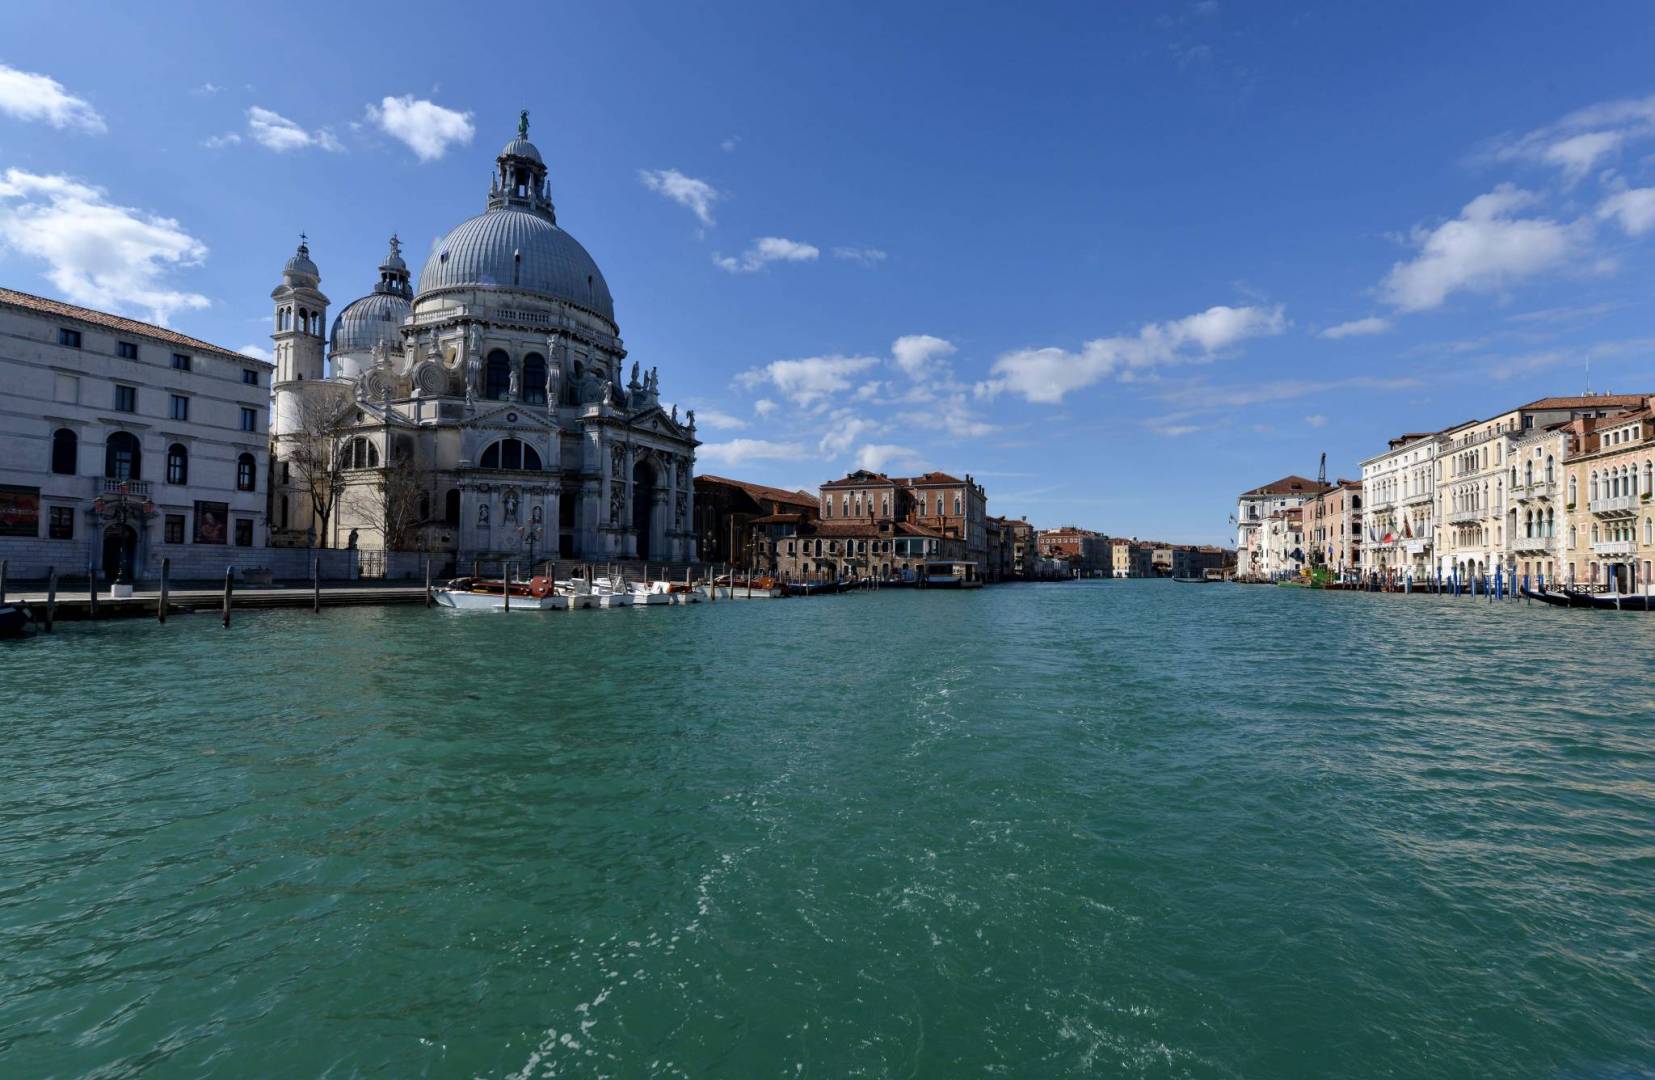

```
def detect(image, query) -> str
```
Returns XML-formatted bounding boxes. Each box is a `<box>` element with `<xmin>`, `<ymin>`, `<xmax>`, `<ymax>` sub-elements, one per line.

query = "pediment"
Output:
<box><xmin>464</xmin><ymin>403</ymin><xmax>558</xmax><ymax>431</ymax></box>
<box><xmin>628</xmin><ymin>404</ymin><xmax>690</xmax><ymax>440</ymax></box>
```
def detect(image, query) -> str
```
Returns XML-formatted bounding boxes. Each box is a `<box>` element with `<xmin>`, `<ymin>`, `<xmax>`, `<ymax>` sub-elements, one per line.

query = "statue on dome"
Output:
<box><xmin>518</xmin><ymin>110</ymin><xmax>530</xmax><ymax>140</ymax></box>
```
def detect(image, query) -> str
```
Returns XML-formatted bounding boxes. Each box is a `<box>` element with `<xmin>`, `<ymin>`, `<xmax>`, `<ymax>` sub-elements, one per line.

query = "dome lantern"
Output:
<box><xmin>488</xmin><ymin>110</ymin><xmax>555</xmax><ymax>223</ymax></box>
<box><xmin>375</xmin><ymin>234</ymin><xmax>412</xmax><ymax>299</ymax></box>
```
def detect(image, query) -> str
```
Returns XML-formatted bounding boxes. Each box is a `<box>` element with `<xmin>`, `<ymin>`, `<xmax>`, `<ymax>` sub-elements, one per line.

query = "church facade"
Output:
<box><xmin>269</xmin><ymin>114</ymin><xmax>699</xmax><ymax>568</ymax></box>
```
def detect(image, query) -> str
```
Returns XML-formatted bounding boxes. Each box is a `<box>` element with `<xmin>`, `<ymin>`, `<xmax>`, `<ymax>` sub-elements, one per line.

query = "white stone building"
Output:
<box><xmin>1508</xmin><ymin>423</ymin><xmax>1569</xmax><ymax>587</ymax></box>
<box><xmin>270</xmin><ymin>114</ymin><xmax>699</xmax><ymax>570</ymax></box>
<box><xmin>1258</xmin><ymin>507</ymin><xmax>1305</xmax><ymax>581</ymax></box>
<box><xmin>1358</xmin><ymin>431</ymin><xmax>1441</xmax><ymax>582</ymax></box>
<box><xmin>1233</xmin><ymin>475</ymin><xmax>1324</xmax><ymax>579</ymax></box>
<box><xmin>0</xmin><ymin>287</ymin><xmax>274</xmax><ymax>584</ymax></box>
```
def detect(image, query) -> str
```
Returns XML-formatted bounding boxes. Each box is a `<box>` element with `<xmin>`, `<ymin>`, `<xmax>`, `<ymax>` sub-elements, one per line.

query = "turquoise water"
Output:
<box><xmin>1</xmin><ymin>582</ymin><xmax>1651</xmax><ymax>1078</ymax></box>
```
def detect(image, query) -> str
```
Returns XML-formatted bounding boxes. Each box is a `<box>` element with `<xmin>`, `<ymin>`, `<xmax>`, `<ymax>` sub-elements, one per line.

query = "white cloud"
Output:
<box><xmin>753</xmin><ymin>398</ymin><xmax>777</xmax><ymax>417</ymax></box>
<box><xmin>832</xmin><ymin>245</ymin><xmax>888</xmax><ymax>266</ymax></box>
<box><xmin>238</xmin><ymin>344</ymin><xmax>273</xmax><ymax>361</ymax></box>
<box><xmin>714</xmin><ymin>236</ymin><xmax>819</xmax><ymax>273</ymax></box>
<box><xmin>736</xmin><ymin>354</ymin><xmax>878</xmax><ymax>407</ymax></box>
<box><xmin>201</xmin><ymin>132</ymin><xmax>242</xmax><ymax>149</ymax></box>
<box><xmin>1493</xmin><ymin>95</ymin><xmax>1655</xmax><ymax>178</ymax></box>
<box><xmin>891</xmin><ymin>334</ymin><xmax>956</xmax><ymax>378</ymax></box>
<box><xmin>697</xmin><ymin>438</ymin><xmax>813</xmax><ymax>467</ymax></box>
<box><xmin>368</xmin><ymin>96</ymin><xmax>473</xmax><ymax>162</ymax></box>
<box><xmin>1320</xmin><ymin>316</ymin><xmax>1391</xmax><ymax>339</ymax></box>
<box><xmin>0</xmin><ymin>170</ymin><xmax>209</xmax><ymax>325</ymax></box>
<box><xmin>0</xmin><ymin>63</ymin><xmax>105</xmax><ymax>133</ymax></box>
<box><xmin>1382</xmin><ymin>185</ymin><xmax>1577</xmax><ymax>312</ymax></box>
<box><xmin>191</xmin><ymin>82</ymin><xmax>222</xmax><ymax>97</ymax></box>
<box><xmin>979</xmin><ymin>303</ymin><xmax>1287</xmax><ymax>404</ymax></box>
<box><xmin>689</xmin><ymin>408</ymin><xmax>746</xmax><ymax>430</ymax></box>
<box><xmin>1597</xmin><ymin>187</ymin><xmax>1655</xmax><ymax>236</ymax></box>
<box><xmin>1542</xmin><ymin>131</ymin><xmax>1625</xmax><ymax>182</ymax></box>
<box><xmin>1304</xmin><ymin>413</ymin><xmax>1328</xmax><ymax>428</ymax></box>
<box><xmin>855</xmin><ymin>444</ymin><xmax>926</xmax><ymax>473</ymax></box>
<box><xmin>819</xmin><ymin>415</ymin><xmax>881</xmax><ymax>457</ymax></box>
<box><xmin>247</xmin><ymin>106</ymin><xmax>342</xmax><ymax>153</ymax></box>
<box><xmin>639</xmin><ymin>168</ymin><xmax>719</xmax><ymax>227</ymax></box>
<box><xmin>721</xmin><ymin>135</ymin><xmax>740</xmax><ymax>153</ymax></box>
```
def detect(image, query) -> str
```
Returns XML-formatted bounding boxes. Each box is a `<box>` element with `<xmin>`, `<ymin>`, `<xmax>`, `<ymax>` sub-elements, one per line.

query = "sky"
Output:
<box><xmin>4</xmin><ymin>2</ymin><xmax>1655</xmax><ymax>544</ymax></box>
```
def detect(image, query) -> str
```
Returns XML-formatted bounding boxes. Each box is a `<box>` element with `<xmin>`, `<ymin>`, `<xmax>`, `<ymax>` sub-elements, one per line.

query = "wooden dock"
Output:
<box><xmin>5</xmin><ymin>584</ymin><xmax>431</xmax><ymax>622</ymax></box>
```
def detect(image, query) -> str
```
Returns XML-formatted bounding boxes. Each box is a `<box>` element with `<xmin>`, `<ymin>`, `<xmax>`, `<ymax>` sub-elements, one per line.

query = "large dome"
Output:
<box><xmin>330</xmin><ymin>291</ymin><xmax>410</xmax><ymax>354</ymax></box>
<box><xmin>417</xmin><ymin>208</ymin><xmax>615</xmax><ymax>323</ymax></box>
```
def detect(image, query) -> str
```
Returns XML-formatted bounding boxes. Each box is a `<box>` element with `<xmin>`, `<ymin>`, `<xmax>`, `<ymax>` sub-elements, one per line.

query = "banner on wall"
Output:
<box><xmin>0</xmin><ymin>485</ymin><xmax>41</xmax><ymax>537</ymax></box>
<box><xmin>193</xmin><ymin>501</ymin><xmax>228</xmax><ymax>544</ymax></box>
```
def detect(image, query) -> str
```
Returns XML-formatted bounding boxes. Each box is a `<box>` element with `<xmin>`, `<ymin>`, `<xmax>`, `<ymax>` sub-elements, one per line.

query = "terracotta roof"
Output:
<box><xmin>820</xmin><ymin>470</ymin><xmax>897</xmax><ymax>489</ymax></box>
<box><xmin>900</xmin><ymin>471</ymin><xmax>966</xmax><ymax>486</ymax></box>
<box><xmin>747</xmin><ymin>512</ymin><xmax>810</xmax><ymax>525</ymax></box>
<box><xmin>1241</xmin><ymin>475</ymin><xmax>1327</xmax><ymax>497</ymax></box>
<box><xmin>0</xmin><ymin>286</ymin><xmax>265</xmax><ymax>365</ymax></box>
<box><xmin>695</xmin><ymin>474</ymin><xmax>819</xmax><ymax>509</ymax></box>
<box><xmin>1517</xmin><ymin>393</ymin><xmax>1649</xmax><ymax>411</ymax></box>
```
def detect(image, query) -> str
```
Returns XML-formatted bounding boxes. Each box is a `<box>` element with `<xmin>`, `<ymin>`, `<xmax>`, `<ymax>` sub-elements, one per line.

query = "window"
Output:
<box><xmin>242</xmin><ymin>369</ymin><xmax>259</xmax><ymax>386</ymax></box>
<box><xmin>51</xmin><ymin>428</ymin><xmax>77</xmax><ymax>474</ymax></box>
<box><xmin>169</xmin><ymin>394</ymin><xmax>189</xmax><ymax>421</ymax></box>
<box><xmin>479</xmin><ymin>438</ymin><xmax>540</xmax><ymax>470</ymax></box>
<box><xmin>236</xmin><ymin>453</ymin><xmax>256</xmax><ymax>491</ymax></box>
<box><xmin>172</xmin><ymin>353</ymin><xmax>192</xmax><ymax>371</ymax></box>
<box><xmin>166</xmin><ymin>443</ymin><xmax>188</xmax><ymax>484</ymax></box>
<box><xmin>48</xmin><ymin>506</ymin><xmax>73</xmax><ymax>540</ymax></box>
<box><xmin>117</xmin><ymin>341</ymin><xmax>138</xmax><ymax>360</ymax></box>
<box><xmin>281</xmin><ymin>461</ymin><xmax>291</xmax><ymax>485</ymax></box>
<box><xmin>234</xmin><ymin>518</ymin><xmax>253</xmax><ymax>547</ymax></box>
<box><xmin>114</xmin><ymin>384</ymin><xmax>137</xmax><ymax>412</ymax></box>
<box><xmin>58</xmin><ymin>328</ymin><xmax>81</xmax><ymax>348</ymax></box>
<box><xmin>485</xmin><ymin>349</ymin><xmax>512</xmax><ymax>399</ymax></box>
<box><xmin>348</xmin><ymin>437</ymin><xmax>379</xmax><ymax>469</ymax></box>
<box><xmin>105</xmin><ymin>432</ymin><xmax>142</xmax><ymax>480</ymax></box>
<box><xmin>445</xmin><ymin>488</ymin><xmax>461</xmax><ymax>525</ymax></box>
<box><xmin>164</xmin><ymin>514</ymin><xmax>184</xmax><ymax>544</ymax></box>
<box><xmin>522</xmin><ymin>353</ymin><xmax>546</xmax><ymax>404</ymax></box>
<box><xmin>240</xmin><ymin>407</ymin><xmax>257</xmax><ymax>432</ymax></box>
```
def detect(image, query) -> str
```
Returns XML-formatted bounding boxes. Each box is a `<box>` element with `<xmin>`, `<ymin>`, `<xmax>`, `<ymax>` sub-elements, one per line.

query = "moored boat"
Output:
<box><xmin>435</xmin><ymin>577</ymin><xmax>566</xmax><ymax>611</ymax></box>
<box><xmin>0</xmin><ymin>603</ymin><xmax>33</xmax><ymax>638</ymax></box>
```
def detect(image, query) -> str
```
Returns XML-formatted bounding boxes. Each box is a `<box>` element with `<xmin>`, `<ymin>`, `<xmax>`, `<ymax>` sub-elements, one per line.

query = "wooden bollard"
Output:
<box><xmin>158</xmin><ymin>558</ymin><xmax>169</xmax><ymax>623</ymax></box>
<box><xmin>222</xmin><ymin>566</ymin><xmax>234</xmax><ymax>628</ymax></box>
<box><xmin>0</xmin><ymin>558</ymin><xmax>7</xmax><ymax>605</ymax></box>
<box><xmin>312</xmin><ymin>557</ymin><xmax>320</xmax><ymax>614</ymax></box>
<box><xmin>503</xmin><ymin>562</ymin><xmax>511</xmax><ymax>612</ymax></box>
<box><xmin>87</xmin><ymin>563</ymin><xmax>99</xmax><ymax>620</ymax></box>
<box><xmin>44</xmin><ymin>566</ymin><xmax>56</xmax><ymax>633</ymax></box>
<box><xmin>425</xmin><ymin>556</ymin><xmax>433</xmax><ymax>608</ymax></box>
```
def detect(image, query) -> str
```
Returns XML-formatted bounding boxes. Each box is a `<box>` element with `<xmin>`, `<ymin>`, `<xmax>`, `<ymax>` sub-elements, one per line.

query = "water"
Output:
<box><xmin>1</xmin><ymin>582</ymin><xmax>1651</xmax><ymax>1079</ymax></box>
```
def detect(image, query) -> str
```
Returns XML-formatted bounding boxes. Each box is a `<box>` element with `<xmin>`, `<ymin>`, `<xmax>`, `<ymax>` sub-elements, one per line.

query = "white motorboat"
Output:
<box><xmin>435</xmin><ymin>577</ymin><xmax>567</xmax><ymax>611</ymax></box>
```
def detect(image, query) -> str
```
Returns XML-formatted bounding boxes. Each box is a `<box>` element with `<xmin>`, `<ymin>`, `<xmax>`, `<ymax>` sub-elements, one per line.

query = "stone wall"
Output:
<box><xmin>0</xmin><ymin>538</ymin><xmax>358</xmax><ymax>584</ymax></box>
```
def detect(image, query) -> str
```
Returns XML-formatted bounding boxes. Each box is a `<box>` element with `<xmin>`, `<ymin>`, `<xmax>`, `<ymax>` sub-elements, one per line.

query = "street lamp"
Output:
<box><xmin>516</xmin><ymin>523</ymin><xmax>542</xmax><ymax>576</ymax></box>
<box><xmin>91</xmin><ymin>482</ymin><xmax>153</xmax><ymax>598</ymax></box>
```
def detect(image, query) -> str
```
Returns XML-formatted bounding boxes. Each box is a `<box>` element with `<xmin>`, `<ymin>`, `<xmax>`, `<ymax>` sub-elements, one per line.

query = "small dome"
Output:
<box><xmin>500</xmin><ymin>136</ymin><xmax>542</xmax><ymax>163</ymax></box>
<box><xmin>284</xmin><ymin>240</ymin><xmax>319</xmax><ymax>284</ymax></box>
<box><xmin>417</xmin><ymin>208</ymin><xmax>614</xmax><ymax>323</ymax></box>
<box><xmin>330</xmin><ymin>291</ymin><xmax>410</xmax><ymax>354</ymax></box>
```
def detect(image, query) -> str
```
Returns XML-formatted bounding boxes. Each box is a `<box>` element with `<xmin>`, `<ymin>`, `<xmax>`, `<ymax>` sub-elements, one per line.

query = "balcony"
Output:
<box><xmin>1446</xmin><ymin>506</ymin><xmax>1483</xmax><ymax>525</ymax></box>
<box><xmin>1402</xmin><ymin>489</ymin><xmax>1434</xmax><ymax>506</ymax></box>
<box><xmin>1592</xmin><ymin>539</ymin><xmax>1636</xmax><ymax>556</ymax></box>
<box><xmin>1589</xmin><ymin>494</ymin><xmax>1638</xmax><ymax>517</ymax></box>
<box><xmin>97</xmin><ymin>477</ymin><xmax>151</xmax><ymax>497</ymax></box>
<box><xmin>1512</xmin><ymin>534</ymin><xmax>1553</xmax><ymax>554</ymax></box>
<box><xmin>1515</xmin><ymin>480</ymin><xmax>1557</xmax><ymax>503</ymax></box>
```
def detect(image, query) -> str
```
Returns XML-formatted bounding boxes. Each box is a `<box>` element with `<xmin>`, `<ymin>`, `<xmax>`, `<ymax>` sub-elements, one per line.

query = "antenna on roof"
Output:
<box><xmin>1317</xmin><ymin>451</ymin><xmax>1326</xmax><ymax>488</ymax></box>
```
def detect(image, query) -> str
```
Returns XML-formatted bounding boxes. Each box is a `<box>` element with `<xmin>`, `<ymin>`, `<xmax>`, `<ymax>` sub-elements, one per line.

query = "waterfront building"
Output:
<box><xmin>1258</xmin><ymin>507</ymin><xmax>1306</xmax><ymax>580</ymax></box>
<box><xmin>756</xmin><ymin>518</ymin><xmax>957</xmax><ymax>581</ymax></box>
<box><xmin>1509</xmin><ymin>422</ymin><xmax>1570</xmax><ymax>586</ymax></box>
<box><xmin>1437</xmin><ymin>395</ymin><xmax>1647</xmax><ymax>583</ymax></box>
<box><xmin>0</xmin><ymin>287</ymin><xmax>274</xmax><ymax>583</ymax></box>
<box><xmin>818</xmin><ymin>469</ymin><xmax>989</xmax><ymax>573</ymax></box>
<box><xmin>1004</xmin><ymin>517</ymin><xmax>1039</xmax><ymax>579</ymax></box>
<box><xmin>1149</xmin><ymin>544</ymin><xmax>1173</xmax><ymax>577</ymax></box>
<box><xmin>1360</xmin><ymin>432</ymin><xmax>1443</xmax><ymax>582</ymax></box>
<box><xmin>985</xmin><ymin>516</ymin><xmax>1016</xmax><ymax>581</ymax></box>
<box><xmin>1039</xmin><ymin>525</ymin><xmax>1110</xmax><ymax>576</ymax></box>
<box><xmin>1170</xmin><ymin>544</ymin><xmax>1231</xmax><ymax>579</ymax></box>
<box><xmin>1303</xmin><ymin>479</ymin><xmax>1364</xmax><ymax>579</ymax></box>
<box><xmin>1234</xmin><ymin>476</ymin><xmax>1327</xmax><ymax>579</ymax></box>
<box><xmin>693</xmin><ymin>474</ymin><xmax>817</xmax><ymax>566</ymax></box>
<box><xmin>1560</xmin><ymin>406</ymin><xmax>1655</xmax><ymax>590</ymax></box>
<box><xmin>269</xmin><ymin>115</ymin><xmax>699</xmax><ymax>570</ymax></box>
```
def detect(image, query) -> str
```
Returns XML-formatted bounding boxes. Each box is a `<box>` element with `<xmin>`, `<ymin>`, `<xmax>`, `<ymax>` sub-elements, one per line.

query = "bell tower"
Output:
<box><xmin>270</xmin><ymin>236</ymin><xmax>330</xmax><ymax>439</ymax></box>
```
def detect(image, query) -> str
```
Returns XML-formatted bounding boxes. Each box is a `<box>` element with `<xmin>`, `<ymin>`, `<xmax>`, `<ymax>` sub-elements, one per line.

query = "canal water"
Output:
<box><xmin>1</xmin><ymin>582</ymin><xmax>1650</xmax><ymax>1078</ymax></box>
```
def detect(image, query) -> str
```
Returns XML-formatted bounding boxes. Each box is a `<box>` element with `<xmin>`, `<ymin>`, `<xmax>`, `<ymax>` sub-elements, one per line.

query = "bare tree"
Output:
<box><xmin>281</xmin><ymin>390</ymin><xmax>355</xmax><ymax>547</ymax></box>
<box><xmin>341</xmin><ymin>433</ymin><xmax>428</xmax><ymax>552</ymax></box>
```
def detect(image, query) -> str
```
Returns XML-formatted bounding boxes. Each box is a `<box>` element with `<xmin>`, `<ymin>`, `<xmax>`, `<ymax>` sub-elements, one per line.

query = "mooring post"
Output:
<box><xmin>87</xmin><ymin>563</ymin><xmax>99</xmax><ymax>620</ymax></box>
<box><xmin>312</xmin><ymin>557</ymin><xmax>320</xmax><ymax>614</ymax></box>
<box><xmin>0</xmin><ymin>558</ymin><xmax>7</xmax><ymax>605</ymax></box>
<box><xmin>158</xmin><ymin>558</ymin><xmax>170</xmax><ymax>623</ymax></box>
<box><xmin>44</xmin><ymin>566</ymin><xmax>56</xmax><ymax>633</ymax></box>
<box><xmin>503</xmin><ymin>562</ymin><xmax>511</xmax><ymax>612</ymax></box>
<box><xmin>425</xmin><ymin>556</ymin><xmax>433</xmax><ymax>608</ymax></box>
<box><xmin>222</xmin><ymin>567</ymin><xmax>234</xmax><ymax>628</ymax></box>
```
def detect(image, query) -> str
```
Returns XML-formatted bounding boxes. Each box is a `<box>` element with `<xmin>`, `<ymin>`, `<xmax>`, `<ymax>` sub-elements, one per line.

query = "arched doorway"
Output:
<box><xmin>632</xmin><ymin>458</ymin><xmax>656</xmax><ymax>560</ymax></box>
<box><xmin>102</xmin><ymin>524</ymin><xmax>137</xmax><ymax>582</ymax></box>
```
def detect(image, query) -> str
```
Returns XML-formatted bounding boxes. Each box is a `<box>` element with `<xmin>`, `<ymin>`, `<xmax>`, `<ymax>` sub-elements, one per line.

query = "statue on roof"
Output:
<box><xmin>518</xmin><ymin>110</ymin><xmax>530</xmax><ymax>139</ymax></box>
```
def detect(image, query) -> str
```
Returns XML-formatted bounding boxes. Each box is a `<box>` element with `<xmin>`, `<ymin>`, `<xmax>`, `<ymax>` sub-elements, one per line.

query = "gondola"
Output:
<box><xmin>0</xmin><ymin>604</ymin><xmax>32</xmax><ymax>638</ymax></box>
<box><xmin>1520</xmin><ymin>586</ymin><xmax>1579</xmax><ymax>608</ymax></box>
<box><xmin>1587</xmin><ymin>592</ymin><xmax>1655</xmax><ymax>612</ymax></box>
<box><xmin>1171</xmin><ymin>576</ymin><xmax>1215</xmax><ymax>584</ymax></box>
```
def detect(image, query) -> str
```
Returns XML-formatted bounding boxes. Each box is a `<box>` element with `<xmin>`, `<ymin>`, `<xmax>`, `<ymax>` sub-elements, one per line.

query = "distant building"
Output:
<box><xmin>1361</xmin><ymin>432</ymin><xmax>1443</xmax><ymax>582</ymax></box>
<box><xmin>1039</xmin><ymin>525</ymin><xmax>1110</xmax><ymax>576</ymax></box>
<box><xmin>0</xmin><ymin>287</ymin><xmax>274</xmax><ymax>583</ymax></box>
<box><xmin>1149</xmin><ymin>544</ymin><xmax>1173</xmax><ymax>577</ymax></box>
<box><xmin>1170</xmin><ymin>545</ymin><xmax>1231</xmax><ymax>579</ymax></box>
<box><xmin>1260</xmin><ymin>507</ymin><xmax>1306</xmax><ymax>580</ymax></box>
<box><xmin>818</xmin><ymin>469</ymin><xmax>989</xmax><ymax>574</ymax></box>
<box><xmin>694</xmin><ymin>474</ymin><xmax>818</xmax><ymax>565</ymax></box>
<box><xmin>1004</xmin><ymin>517</ymin><xmax>1038</xmax><ymax>579</ymax></box>
<box><xmin>985</xmin><ymin>515</ymin><xmax>1015</xmax><ymax>581</ymax></box>
<box><xmin>1234</xmin><ymin>475</ymin><xmax>1327</xmax><ymax>580</ymax></box>
<box><xmin>1303</xmin><ymin>479</ymin><xmax>1363</xmax><ymax>578</ymax></box>
<box><xmin>756</xmin><ymin>518</ymin><xmax>957</xmax><ymax>581</ymax></box>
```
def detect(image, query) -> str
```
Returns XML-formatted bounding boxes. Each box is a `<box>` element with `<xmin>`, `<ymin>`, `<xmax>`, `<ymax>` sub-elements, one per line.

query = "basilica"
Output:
<box><xmin>268</xmin><ymin>113</ymin><xmax>699</xmax><ymax>567</ymax></box>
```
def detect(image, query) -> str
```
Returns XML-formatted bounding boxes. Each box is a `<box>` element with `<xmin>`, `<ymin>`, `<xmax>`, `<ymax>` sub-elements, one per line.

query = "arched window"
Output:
<box><xmin>521</xmin><ymin>353</ymin><xmax>546</xmax><ymax>404</ymax></box>
<box><xmin>479</xmin><ymin>438</ymin><xmax>541</xmax><ymax>471</ymax></box>
<box><xmin>348</xmin><ymin>437</ymin><xmax>378</xmax><ymax>469</ymax></box>
<box><xmin>1590</xmin><ymin>471</ymin><xmax>1598</xmax><ymax>501</ymax></box>
<box><xmin>1569</xmin><ymin>476</ymin><xmax>1578</xmax><ymax>505</ymax></box>
<box><xmin>485</xmin><ymin>349</ymin><xmax>511</xmax><ymax>400</ymax></box>
<box><xmin>105</xmin><ymin>432</ymin><xmax>141</xmax><ymax>480</ymax></box>
<box><xmin>236</xmin><ymin>453</ymin><xmax>256</xmax><ymax>491</ymax></box>
<box><xmin>166</xmin><ymin>443</ymin><xmax>188</xmax><ymax>485</ymax></box>
<box><xmin>51</xmin><ymin>428</ymin><xmax>77</xmax><ymax>474</ymax></box>
<box><xmin>445</xmin><ymin>488</ymin><xmax>460</xmax><ymax>525</ymax></box>
<box><xmin>1546</xmin><ymin>455</ymin><xmax>1555</xmax><ymax>484</ymax></box>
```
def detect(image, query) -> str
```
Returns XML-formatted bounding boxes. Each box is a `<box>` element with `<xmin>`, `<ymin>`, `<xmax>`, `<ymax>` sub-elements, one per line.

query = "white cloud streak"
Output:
<box><xmin>832</xmin><ymin>246</ymin><xmax>888</xmax><ymax>266</ymax></box>
<box><xmin>369</xmin><ymin>96</ymin><xmax>473</xmax><ymax>161</ymax></box>
<box><xmin>1320</xmin><ymin>316</ymin><xmax>1391</xmax><ymax>339</ymax></box>
<box><xmin>891</xmin><ymin>334</ymin><xmax>956</xmax><ymax>378</ymax></box>
<box><xmin>1597</xmin><ymin>187</ymin><xmax>1655</xmax><ymax>236</ymax></box>
<box><xmin>247</xmin><ymin>106</ymin><xmax>342</xmax><ymax>153</ymax></box>
<box><xmin>697</xmin><ymin>438</ymin><xmax>813</xmax><ymax>467</ymax></box>
<box><xmin>737</xmin><ymin>354</ymin><xmax>879</xmax><ymax>407</ymax></box>
<box><xmin>1381</xmin><ymin>185</ymin><xmax>1577</xmax><ymax>312</ymax></box>
<box><xmin>0</xmin><ymin>63</ymin><xmax>105</xmax><ymax>133</ymax></box>
<box><xmin>0</xmin><ymin>169</ymin><xmax>208</xmax><ymax>325</ymax></box>
<box><xmin>714</xmin><ymin>236</ymin><xmax>819</xmax><ymax>273</ymax></box>
<box><xmin>639</xmin><ymin>169</ymin><xmax>719</xmax><ymax>227</ymax></box>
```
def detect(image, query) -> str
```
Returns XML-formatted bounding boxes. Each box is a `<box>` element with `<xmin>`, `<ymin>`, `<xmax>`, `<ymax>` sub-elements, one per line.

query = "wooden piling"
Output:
<box><xmin>44</xmin><ymin>566</ymin><xmax>55</xmax><ymax>633</ymax></box>
<box><xmin>158</xmin><ymin>558</ymin><xmax>169</xmax><ymax>623</ymax></box>
<box><xmin>87</xmin><ymin>563</ymin><xmax>99</xmax><ymax>620</ymax></box>
<box><xmin>312</xmin><ymin>558</ymin><xmax>320</xmax><ymax>614</ymax></box>
<box><xmin>425</xmin><ymin>556</ymin><xmax>433</xmax><ymax>608</ymax></box>
<box><xmin>1</xmin><ymin>558</ymin><xmax>7</xmax><ymax>605</ymax></box>
<box><xmin>222</xmin><ymin>567</ymin><xmax>234</xmax><ymax>628</ymax></box>
<box><xmin>503</xmin><ymin>562</ymin><xmax>511</xmax><ymax>612</ymax></box>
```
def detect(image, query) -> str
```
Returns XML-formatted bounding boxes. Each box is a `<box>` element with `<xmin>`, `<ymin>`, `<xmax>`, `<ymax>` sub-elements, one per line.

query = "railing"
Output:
<box><xmin>1591</xmin><ymin>539</ymin><xmax>1636</xmax><ymax>556</ymax></box>
<box><xmin>1446</xmin><ymin>507</ymin><xmax>1483</xmax><ymax>524</ymax></box>
<box><xmin>1515</xmin><ymin>481</ymin><xmax>1557</xmax><ymax>502</ymax></box>
<box><xmin>1589</xmin><ymin>494</ymin><xmax>1638</xmax><ymax>516</ymax></box>
<box><xmin>1402</xmin><ymin>489</ymin><xmax>1434</xmax><ymax>505</ymax></box>
<box><xmin>1512</xmin><ymin>534</ymin><xmax>1553</xmax><ymax>553</ymax></box>
<box><xmin>98</xmin><ymin>477</ymin><xmax>151</xmax><ymax>496</ymax></box>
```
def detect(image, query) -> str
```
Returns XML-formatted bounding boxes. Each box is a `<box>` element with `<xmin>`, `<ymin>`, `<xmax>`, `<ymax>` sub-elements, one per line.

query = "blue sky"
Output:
<box><xmin>5</xmin><ymin>2</ymin><xmax>1655</xmax><ymax>543</ymax></box>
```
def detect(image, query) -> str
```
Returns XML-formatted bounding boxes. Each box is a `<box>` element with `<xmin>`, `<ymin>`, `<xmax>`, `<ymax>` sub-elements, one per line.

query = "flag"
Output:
<box><xmin>1402</xmin><ymin>518</ymin><xmax>1412</xmax><ymax>539</ymax></box>
<box><xmin>1382</xmin><ymin>531</ymin><xmax>1394</xmax><ymax>544</ymax></box>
